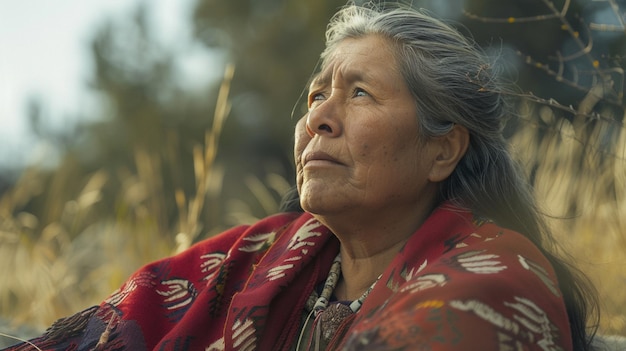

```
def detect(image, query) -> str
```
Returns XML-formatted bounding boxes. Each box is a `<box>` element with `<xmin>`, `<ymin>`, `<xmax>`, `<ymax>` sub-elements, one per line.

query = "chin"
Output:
<box><xmin>300</xmin><ymin>199</ymin><xmax>334</xmax><ymax>217</ymax></box>
<box><xmin>300</xmin><ymin>200</ymin><xmax>322</xmax><ymax>215</ymax></box>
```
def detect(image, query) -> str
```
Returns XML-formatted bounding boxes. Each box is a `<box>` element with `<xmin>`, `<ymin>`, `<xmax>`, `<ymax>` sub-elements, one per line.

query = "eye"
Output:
<box><xmin>313</xmin><ymin>93</ymin><xmax>326</xmax><ymax>101</ymax></box>
<box><xmin>354</xmin><ymin>88</ymin><xmax>368</xmax><ymax>97</ymax></box>
<box><xmin>308</xmin><ymin>92</ymin><xmax>326</xmax><ymax>108</ymax></box>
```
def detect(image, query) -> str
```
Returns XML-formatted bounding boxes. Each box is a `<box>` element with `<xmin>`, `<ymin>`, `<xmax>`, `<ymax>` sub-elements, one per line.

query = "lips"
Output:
<box><xmin>303</xmin><ymin>151</ymin><xmax>343</xmax><ymax>167</ymax></box>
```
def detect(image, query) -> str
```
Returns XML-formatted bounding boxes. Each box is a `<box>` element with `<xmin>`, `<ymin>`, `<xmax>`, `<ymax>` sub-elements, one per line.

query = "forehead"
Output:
<box><xmin>311</xmin><ymin>35</ymin><xmax>399</xmax><ymax>87</ymax></box>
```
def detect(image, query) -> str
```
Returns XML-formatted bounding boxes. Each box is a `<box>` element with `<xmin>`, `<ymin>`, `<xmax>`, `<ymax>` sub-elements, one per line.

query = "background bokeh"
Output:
<box><xmin>1</xmin><ymin>0</ymin><xmax>624</xmax><ymax>343</ymax></box>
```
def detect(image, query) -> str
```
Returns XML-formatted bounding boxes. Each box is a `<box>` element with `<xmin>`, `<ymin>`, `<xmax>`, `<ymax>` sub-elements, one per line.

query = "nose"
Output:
<box><xmin>305</xmin><ymin>97</ymin><xmax>342</xmax><ymax>138</ymax></box>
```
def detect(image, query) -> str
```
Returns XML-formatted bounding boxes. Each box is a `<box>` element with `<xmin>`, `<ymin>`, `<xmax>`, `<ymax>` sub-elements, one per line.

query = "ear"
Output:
<box><xmin>428</xmin><ymin>124</ymin><xmax>470</xmax><ymax>182</ymax></box>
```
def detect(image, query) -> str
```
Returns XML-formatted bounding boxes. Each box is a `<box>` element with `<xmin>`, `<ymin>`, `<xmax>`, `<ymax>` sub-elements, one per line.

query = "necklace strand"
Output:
<box><xmin>313</xmin><ymin>253</ymin><xmax>381</xmax><ymax>313</ymax></box>
<box><xmin>308</xmin><ymin>253</ymin><xmax>382</xmax><ymax>315</ymax></box>
<box><xmin>297</xmin><ymin>253</ymin><xmax>381</xmax><ymax>350</ymax></box>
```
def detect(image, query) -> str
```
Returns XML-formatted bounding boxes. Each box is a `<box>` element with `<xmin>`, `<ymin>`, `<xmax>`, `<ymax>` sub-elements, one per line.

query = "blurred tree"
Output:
<box><xmin>14</xmin><ymin>4</ymin><xmax>228</xmax><ymax>237</ymax></box>
<box><xmin>191</xmin><ymin>0</ymin><xmax>348</xmax><ymax>181</ymax></box>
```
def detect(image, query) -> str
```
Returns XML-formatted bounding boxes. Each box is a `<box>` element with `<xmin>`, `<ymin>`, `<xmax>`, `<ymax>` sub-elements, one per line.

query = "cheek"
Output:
<box><xmin>357</xmin><ymin>128</ymin><xmax>411</xmax><ymax>165</ymax></box>
<box><xmin>376</xmin><ymin>137</ymin><xmax>425</xmax><ymax>180</ymax></box>
<box><xmin>294</xmin><ymin>118</ymin><xmax>310</xmax><ymax>159</ymax></box>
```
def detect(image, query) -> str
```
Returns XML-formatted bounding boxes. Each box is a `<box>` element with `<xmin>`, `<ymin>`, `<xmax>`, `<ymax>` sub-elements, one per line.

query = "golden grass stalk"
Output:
<box><xmin>173</xmin><ymin>63</ymin><xmax>234</xmax><ymax>254</ymax></box>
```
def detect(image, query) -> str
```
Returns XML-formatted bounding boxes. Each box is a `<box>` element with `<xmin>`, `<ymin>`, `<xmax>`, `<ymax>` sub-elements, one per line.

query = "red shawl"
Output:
<box><xmin>4</xmin><ymin>203</ymin><xmax>572</xmax><ymax>350</ymax></box>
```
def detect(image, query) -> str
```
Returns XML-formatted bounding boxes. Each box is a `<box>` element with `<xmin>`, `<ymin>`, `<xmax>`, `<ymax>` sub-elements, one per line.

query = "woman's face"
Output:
<box><xmin>295</xmin><ymin>35</ymin><xmax>441</xmax><ymax>220</ymax></box>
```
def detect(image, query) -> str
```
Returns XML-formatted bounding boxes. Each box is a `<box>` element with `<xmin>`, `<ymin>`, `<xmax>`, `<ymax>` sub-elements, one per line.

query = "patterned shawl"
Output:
<box><xmin>3</xmin><ymin>203</ymin><xmax>572</xmax><ymax>350</ymax></box>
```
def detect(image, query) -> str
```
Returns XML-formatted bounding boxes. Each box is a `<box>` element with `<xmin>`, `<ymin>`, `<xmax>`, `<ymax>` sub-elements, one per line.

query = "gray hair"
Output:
<box><xmin>319</xmin><ymin>4</ymin><xmax>597</xmax><ymax>350</ymax></box>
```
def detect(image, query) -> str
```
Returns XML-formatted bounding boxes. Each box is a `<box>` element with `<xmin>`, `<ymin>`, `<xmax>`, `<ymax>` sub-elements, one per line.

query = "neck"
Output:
<box><xmin>334</xmin><ymin>239</ymin><xmax>406</xmax><ymax>300</ymax></box>
<box><xmin>313</xmin><ymin>198</ymin><xmax>438</xmax><ymax>300</ymax></box>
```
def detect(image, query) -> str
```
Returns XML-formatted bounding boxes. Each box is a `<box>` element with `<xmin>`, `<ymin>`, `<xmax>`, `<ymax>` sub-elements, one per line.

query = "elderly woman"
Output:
<box><xmin>4</xmin><ymin>3</ymin><xmax>597</xmax><ymax>351</ymax></box>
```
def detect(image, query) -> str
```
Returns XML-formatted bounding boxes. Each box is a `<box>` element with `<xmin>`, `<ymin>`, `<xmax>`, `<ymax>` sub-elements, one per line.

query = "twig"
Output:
<box><xmin>0</xmin><ymin>331</ymin><xmax>42</xmax><ymax>351</ymax></box>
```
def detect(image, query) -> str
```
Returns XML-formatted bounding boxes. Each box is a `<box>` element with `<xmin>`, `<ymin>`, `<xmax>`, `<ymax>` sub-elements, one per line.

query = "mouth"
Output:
<box><xmin>303</xmin><ymin>151</ymin><xmax>343</xmax><ymax>167</ymax></box>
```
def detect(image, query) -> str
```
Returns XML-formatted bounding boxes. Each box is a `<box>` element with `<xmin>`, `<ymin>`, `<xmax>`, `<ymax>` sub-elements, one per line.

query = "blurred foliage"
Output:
<box><xmin>0</xmin><ymin>0</ymin><xmax>625</xmax><ymax>341</ymax></box>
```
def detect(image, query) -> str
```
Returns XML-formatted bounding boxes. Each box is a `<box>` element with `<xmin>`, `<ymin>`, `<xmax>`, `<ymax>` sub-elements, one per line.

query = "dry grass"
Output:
<box><xmin>511</xmin><ymin>103</ymin><xmax>626</xmax><ymax>335</ymax></box>
<box><xmin>0</xmin><ymin>64</ymin><xmax>238</xmax><ymax>334</ymax></box>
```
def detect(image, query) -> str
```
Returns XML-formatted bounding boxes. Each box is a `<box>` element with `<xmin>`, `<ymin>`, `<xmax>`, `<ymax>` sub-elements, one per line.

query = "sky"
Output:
<box><xmin>0</xmin><ymin>0</ymin><xmax>218</xmax><ymax>171</ymax></box>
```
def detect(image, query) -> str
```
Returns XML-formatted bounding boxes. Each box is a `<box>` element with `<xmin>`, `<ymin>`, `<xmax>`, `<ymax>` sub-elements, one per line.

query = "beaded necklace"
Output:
<box><xmin>297</xmin><ymin>253</ymin><xmax>380</xmax><ymax>350</ymax></box>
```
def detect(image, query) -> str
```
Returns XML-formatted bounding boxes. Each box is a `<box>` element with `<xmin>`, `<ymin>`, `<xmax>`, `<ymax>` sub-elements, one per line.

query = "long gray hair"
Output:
<box><xmin>311</xmin><ymin>3</ymin><xmax>598</xmax><ymax>349</ymax></box>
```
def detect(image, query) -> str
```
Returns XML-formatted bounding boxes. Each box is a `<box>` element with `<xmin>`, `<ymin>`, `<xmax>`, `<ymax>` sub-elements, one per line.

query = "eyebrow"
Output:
<box><xmin>308</xmin><ymin>69</ymin><xmax>371</xmax><ymax>91</ymax></box>
<box><xmin>308</xmin><ymin>72</ymin><xmax>328</xmax><ymax>90</ymax></box>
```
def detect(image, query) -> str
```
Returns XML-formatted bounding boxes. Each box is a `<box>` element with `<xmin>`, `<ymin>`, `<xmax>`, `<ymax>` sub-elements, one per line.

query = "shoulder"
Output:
<box><xmin>445</xmin><ymin>219</ymin><xmax>562</xmax><ymax>297</ymax></box>
<box><xmin>346</xmin><ymin>217</ymin><xmax>572</xmax><ymax>350</ymax></box>
<box><xmin>422</xmin><ymin>219</ymin><xmax>567</xmax><ymax>322</ymax></box>
<box><xmin>96</xmin><ymin>212</ymin><xmax>311</xmax><ymax>317</ymax></box>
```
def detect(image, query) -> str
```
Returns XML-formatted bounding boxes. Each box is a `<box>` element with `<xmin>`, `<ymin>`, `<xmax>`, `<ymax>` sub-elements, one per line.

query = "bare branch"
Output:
<box><xmin>462</xmin><ymin>10</ymin><xmax>559</xmax><ymax>23</ymax></box>
<box><xmin>517</xmin><ymin>49</ymin><xmax>624</xmax><ymax>107</ymax></box>
<box><xmin>513</xmin><ymin>91</ymin><xmax>622</xmax><ymax>126</ymax></box>
<box><xmin>556</xmin><ymin>18</ymin><xmax>594</xmax><ymax>61</ymax></box>
<box><xmin>574</xmin><ymin>77</ymin><xmax>615</xmax><ymax>132</ymax></box>
<box><xmin>541</xmin><ymin>0</ymin><xmax>595</xmax><ymax>63</ymax></box>
<box><xmin>589</xmin><ymin>23</ymin><xmax>625</xmax><ymax>32</ymax></box>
